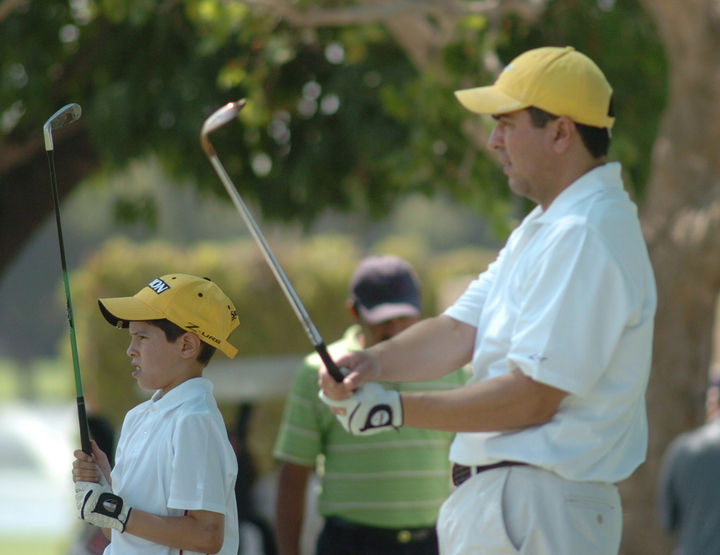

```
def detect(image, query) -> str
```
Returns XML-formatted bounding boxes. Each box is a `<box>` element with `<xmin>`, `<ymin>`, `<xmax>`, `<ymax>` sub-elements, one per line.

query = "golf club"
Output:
<box><xmin>201</xmin><ymin>99</ymin><xmax>345</xmax><ymax>382</ymax></box>
<box><xmin>43</xmin><ymin>103</ymin><xmax>92</xmax><ymax>455</ymax></box>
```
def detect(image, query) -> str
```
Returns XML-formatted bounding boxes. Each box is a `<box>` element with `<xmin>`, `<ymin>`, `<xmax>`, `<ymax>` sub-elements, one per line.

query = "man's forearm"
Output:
<box><xmin>401</xmin><ymin>368</ymin><xmax>568</xmax><ymax>433</ymax></box>
<box><xmin>370</xmin><ymin>315</ymin><xmax>475</xmax><ymax>383</ymax></box>
<box><xmin>275</xmin><ymin>462</ymin><xmax>313</xmax><ymax>555</ymax></box>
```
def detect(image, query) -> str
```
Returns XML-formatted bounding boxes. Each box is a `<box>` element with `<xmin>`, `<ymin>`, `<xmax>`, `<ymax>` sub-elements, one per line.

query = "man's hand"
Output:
<box><xmin>319</xmin><ymin>382</ymin><xmax>402</xmax><ymax>435</ymax></box>
<box><xmin>318</xmin><ymin>349</ymin><xmax>383</xmax><ymax>401</ymax></box>
<box><xmin>75</xmin><ymin>481</ymin><xmax>132</xmax><ymax>532</ymax></box>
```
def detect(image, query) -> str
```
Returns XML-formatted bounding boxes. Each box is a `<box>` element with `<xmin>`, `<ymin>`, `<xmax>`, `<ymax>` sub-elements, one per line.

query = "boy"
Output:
<box><xmin>72</xmin><ymin>273</ymin><xmax>240</xmax><ymax>554</ymax></box>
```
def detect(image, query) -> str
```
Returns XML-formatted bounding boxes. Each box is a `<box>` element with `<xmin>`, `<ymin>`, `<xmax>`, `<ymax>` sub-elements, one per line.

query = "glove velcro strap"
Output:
<box><xmin>93</xmin><ymin>492</ymin><xmax>131</xmax><ymax>533</ymax></box>
<box><xmin>357</xmin><ymin>403</ymin><xmax>397</xmax><ymax>432</ymax></box>
<box><xmin>94</xmin><ymin>492</ymin><xmax>125</xmax><ymax>518</ymax></box>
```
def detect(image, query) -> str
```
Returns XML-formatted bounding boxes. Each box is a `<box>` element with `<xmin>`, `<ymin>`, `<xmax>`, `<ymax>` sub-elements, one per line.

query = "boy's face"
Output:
<box><xmin>127</xmin><ymin>321</ymin><xmax>187</xmax><ymax>394</ymax></box>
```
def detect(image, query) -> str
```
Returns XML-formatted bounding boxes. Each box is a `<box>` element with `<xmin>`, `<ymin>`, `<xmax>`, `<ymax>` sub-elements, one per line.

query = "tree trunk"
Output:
<box><xmin>621</xmin><ymin>1</ymin><xmax>720</xmax><ymax>553</ymax></box>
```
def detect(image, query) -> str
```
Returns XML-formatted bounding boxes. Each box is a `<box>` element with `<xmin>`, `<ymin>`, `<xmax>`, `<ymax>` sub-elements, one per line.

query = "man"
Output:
<box><xmin>273</xmin><ymin>255</ymin><xmax>467</xmax><ymax>555</ymax></box>
<box><xmin>320</xmin><ymin>46</ymin><xmax>657</xmax><ymax>554</ymax></box>
<box><xmin>657</xmin><ymin>367</ymin><xmax>720</xmax><ymax>554</ymax></box>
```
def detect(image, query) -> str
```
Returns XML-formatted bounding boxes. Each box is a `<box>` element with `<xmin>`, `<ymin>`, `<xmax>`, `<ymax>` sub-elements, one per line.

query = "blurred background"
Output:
<box><xmin>2</xmin><ymin>1</ymin><xmax>719</xmax><ymax>553</ymax></box>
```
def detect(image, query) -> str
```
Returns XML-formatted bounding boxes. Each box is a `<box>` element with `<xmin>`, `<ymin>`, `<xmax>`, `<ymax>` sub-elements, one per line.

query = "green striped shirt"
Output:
<box><xmin>273</xmin><ymin>325</ymin><xmax>467</xmax><ymax>528</ymax></box>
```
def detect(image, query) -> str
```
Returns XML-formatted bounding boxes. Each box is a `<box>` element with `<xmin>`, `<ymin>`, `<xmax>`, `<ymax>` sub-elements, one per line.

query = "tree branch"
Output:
<box><xmin>0</xmin><ymin>0</ymin><xmax>27</xmax><ymax>23</ymax></box>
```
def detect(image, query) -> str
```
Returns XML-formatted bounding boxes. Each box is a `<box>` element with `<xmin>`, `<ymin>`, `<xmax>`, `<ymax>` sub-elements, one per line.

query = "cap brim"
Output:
<box><xmin>358</xmin><ymin>303</ymin><xmax>420</xmax><ymax>325</ymax></box>
<box><xmin>454</xmin><ymin>86</ymin><xmax>527</xmax><ymax>116</ymax></box>
<box><xmin>98</xmin><ymin>297</ymin><xmax>165</xmax><ymax>328</ymax></box>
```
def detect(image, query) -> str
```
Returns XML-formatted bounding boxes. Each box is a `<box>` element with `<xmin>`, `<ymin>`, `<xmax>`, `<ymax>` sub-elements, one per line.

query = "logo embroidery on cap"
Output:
<box><xmin>148</xmin><ymin>278</ymin><xmax>170</xmax><ymax>294</ymax></box>
<box><xmin>185</xmin><ymin>323</ymin><xmax>221</xmax><ymax>345</ymax></box>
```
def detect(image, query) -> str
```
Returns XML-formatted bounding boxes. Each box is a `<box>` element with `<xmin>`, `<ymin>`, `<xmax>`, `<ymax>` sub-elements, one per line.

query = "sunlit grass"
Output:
<box><xmin>0</xmin><ymin>534</ymin><xmax>71</xmax><ymax>555</ymax></box>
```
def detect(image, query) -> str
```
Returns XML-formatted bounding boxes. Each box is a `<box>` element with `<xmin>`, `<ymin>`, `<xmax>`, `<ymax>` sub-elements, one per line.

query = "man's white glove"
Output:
<box><xmin>75</xmin><ymin>481</ymin><xmax>131</xmax><ymax>532</ymax></box>
<box><xmin>319</xmin><ymin>382</ymin><xmax>402</xmax><ymax>435</ymax></box>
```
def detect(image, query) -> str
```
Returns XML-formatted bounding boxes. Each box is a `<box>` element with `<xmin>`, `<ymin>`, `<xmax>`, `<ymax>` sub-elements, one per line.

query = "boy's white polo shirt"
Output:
<box><xmin>445</xmin><ymin>163</ymin><xmax>656</xmax><ymax>483</ymax></box>
<box><xmin>108</xmin><ymin>377</ymin><xmax>239</xmax><ymax>554</ymax></box>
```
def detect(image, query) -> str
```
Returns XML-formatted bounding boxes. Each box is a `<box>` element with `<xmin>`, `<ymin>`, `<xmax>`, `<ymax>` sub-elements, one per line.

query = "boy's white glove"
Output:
<box><xmin>75</xmin><ymin>481</ymin><xmax>132</xmax><ymax>532</ymax></box>
<box><xmin>319</xmin><ymin>382</ymin><xmax>402</xmax><ymax>435</ymax></box>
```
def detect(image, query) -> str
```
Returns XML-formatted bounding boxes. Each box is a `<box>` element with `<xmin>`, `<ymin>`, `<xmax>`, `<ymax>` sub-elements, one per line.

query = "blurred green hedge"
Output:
<box><xmin>69</xmin><ymin>234</ymin><xmax>496</xmax><ymax>475</ymax></box>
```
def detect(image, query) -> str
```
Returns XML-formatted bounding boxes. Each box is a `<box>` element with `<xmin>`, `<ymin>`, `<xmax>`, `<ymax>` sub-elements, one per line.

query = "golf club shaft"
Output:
<box><xmin>46</xmin><ymin>144</ymin><xmax>91</xmax><ymax>456</ymax></box>
<box><xmin>204</xmin><ymin>150</ymin><xmax>345</xmax><ymax>383</ymax></box>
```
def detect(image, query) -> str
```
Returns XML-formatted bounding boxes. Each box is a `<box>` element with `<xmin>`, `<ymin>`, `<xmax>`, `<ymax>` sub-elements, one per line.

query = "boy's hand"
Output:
<box><xmin>319</xmin><ymin>382</ymin><xmax>402</xmax><ymax>435</ymax></box>
<box><xmin>73</xmin><ymin>440</ymin><xmax>112</xmax><ymax>487</ymax></box>
<box><xmin>75</xmin><ymin>481</ymin><xmax>132</xmax><ymax>532</ymax></box>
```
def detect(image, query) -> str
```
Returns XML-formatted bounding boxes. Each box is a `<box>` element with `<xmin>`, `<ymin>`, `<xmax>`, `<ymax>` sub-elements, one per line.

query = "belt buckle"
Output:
<box><xmin>397</xmin><ymin>529</ymin><xmax>412</xmax><ymax>543</ymax></box>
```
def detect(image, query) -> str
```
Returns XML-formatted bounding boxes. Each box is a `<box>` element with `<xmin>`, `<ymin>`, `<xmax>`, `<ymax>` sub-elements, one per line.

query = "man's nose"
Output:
<box><xmin>488</xmin><ymin>123</ymin><xmax>503</xmax><ymax>150</ymax></box>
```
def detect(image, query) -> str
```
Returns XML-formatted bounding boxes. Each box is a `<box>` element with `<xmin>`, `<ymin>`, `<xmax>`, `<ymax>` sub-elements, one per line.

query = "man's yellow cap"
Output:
<box><xmin>98</xmin><ymin>274</ymin><xmax>239</xmax><ymax>358</ymax></box>
<box><xmin>455</xmin><ymin>46</ymin><xmax>615</xmax><ymax>129</ymax></box>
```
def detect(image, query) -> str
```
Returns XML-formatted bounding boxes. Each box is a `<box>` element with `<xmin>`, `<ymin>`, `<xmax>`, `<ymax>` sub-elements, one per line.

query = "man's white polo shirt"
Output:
<box><xmin>108</xmin><ymin>377</ymin><xmax>239</xmax><ymax>554</ymax></box>
<box><xmin>445</xmin><ymin>162</ymin><xmax>656</xmax><ymax>483</ymax></box>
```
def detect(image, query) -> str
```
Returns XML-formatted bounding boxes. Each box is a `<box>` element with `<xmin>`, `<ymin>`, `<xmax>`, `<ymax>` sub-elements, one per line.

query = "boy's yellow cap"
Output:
<box><xmin>98</xmin><ymin>274</ymin><xmax>239</xmax><ymax>358</ymax></box>
<box><xmin>455</xmin><ymin>46</ymin><xmax>615</xmax><ymax>129</ymax></box>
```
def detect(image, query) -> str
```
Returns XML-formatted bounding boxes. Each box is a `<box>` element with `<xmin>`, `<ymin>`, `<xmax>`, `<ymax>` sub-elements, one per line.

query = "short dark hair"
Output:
<box><xmin>148</xmin><ymin>319</ymin><xmax>216</xmax><ymax>366</ymax></box>
<box><xmin>526</xmin><ymin>106</ymin><xmax>611</xmax><ymax>159</ymax></box>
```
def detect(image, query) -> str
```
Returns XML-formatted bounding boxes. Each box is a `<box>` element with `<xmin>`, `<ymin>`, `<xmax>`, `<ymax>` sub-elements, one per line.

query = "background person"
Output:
<box><xmin>72</xmin><ymin>273</ymin><xmax>240</xmax><ymax>554</ymax></box>
<box><xmin>320</xmin><ymin>46</ymin><xmax>657</xmax><ymax>555</ymax></box>
<box><xmin>657</xmin><ymin>365</ymin><xmax>720</xmax><ymax>555</ymax></box>
<box><xmin>273</xmin><ymin>255</ymin><xmax>467</xmax><ymax>555</ymax></box>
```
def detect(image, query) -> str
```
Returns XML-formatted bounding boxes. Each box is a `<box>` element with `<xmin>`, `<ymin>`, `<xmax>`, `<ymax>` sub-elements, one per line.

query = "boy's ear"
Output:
<box><xmin>346</xmin><ymin>299</ymin><xmax>360</xmax><ymax>322</ymax></box>
<box><xmin>179</xmin><ymin>332</ymin><xmax>202</xmax><ymax>359</ymax></box>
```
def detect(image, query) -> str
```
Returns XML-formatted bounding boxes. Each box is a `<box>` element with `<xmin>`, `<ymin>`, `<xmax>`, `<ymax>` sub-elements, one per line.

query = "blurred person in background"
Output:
<box><xmin>657</xmin><ymin>364</ymin><xmax>720</xmax><ymax>555</ymax></box>
<box><xmin>273</xmin><ymin>255</ymin><xmax>467</xmax><ymax>555</ymax></box>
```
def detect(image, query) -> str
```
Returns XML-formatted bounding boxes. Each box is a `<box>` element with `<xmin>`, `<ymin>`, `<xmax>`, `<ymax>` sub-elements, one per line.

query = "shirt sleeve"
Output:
<box><xmin>444</xmin><ymin>247</ymin><xmax>506</xmax><ymax>326</ymax></box>
<box><xmin>168</xmin><ymin>412</ymin><xmax>234</xmax><ymax>513</ymax></box>
<box><xmin>272</xmin><ymin>356</ymin><xmax>324</xmax><ymax>467</ymax></box>
<box><xmin>508</xmin><ymin>223</ymin><xmax>635</xmax><ymax>396</ymax></box>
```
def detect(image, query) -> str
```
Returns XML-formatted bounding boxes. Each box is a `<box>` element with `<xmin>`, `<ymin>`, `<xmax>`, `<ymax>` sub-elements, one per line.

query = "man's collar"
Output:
<box><xmin>533</xmin><ymin>162</ymin><xmax>622</xmax><ymax>224</ymax></box>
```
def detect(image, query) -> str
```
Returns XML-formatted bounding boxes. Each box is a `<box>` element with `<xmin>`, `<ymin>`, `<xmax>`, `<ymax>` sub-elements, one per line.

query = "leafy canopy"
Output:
<box><xmin>2</xmin><ymin>0</ymin><xmax>665</xmax><ymax>234</ymax></box>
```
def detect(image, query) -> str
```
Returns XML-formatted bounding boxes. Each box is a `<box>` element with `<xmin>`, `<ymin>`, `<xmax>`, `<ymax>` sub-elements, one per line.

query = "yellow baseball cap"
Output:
<box><xmin>455</xmin><ymin>46</ymin><xmax>615</xmax><ymax>129</ymax></box>
<box><xmin>98</xmin><ymin>274</ymin><xmax>239</xmax><ymax>358</ymax></box>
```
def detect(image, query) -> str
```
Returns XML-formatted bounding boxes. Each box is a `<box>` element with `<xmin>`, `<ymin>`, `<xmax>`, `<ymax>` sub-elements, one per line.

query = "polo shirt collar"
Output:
<box><xmin>533</xmin><ymin>162</ymin><xmax>622</xmax><ymax>224</ymax></box>
<box><xmin>150</xmin><ymin>377</ymin><xmax>212</xmax><ymax>413</ymax></box>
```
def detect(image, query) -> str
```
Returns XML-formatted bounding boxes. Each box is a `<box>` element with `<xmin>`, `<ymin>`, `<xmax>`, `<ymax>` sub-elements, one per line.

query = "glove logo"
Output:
<box><xmin>361</xmin><ymin>404</ymin><xmax>392</xmax><ymax>431</ymax></box>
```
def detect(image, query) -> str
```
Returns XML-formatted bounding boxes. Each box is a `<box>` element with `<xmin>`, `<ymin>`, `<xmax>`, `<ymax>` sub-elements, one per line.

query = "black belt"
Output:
<box><xmin>324</xmin><ymin>516</ymin><xmax>436</xmax><ymax>544</ymax></box>
<box><xmin>452</xmin><ymin>461</ymin><xmax>528</xmax><ymax>487</ymax></box>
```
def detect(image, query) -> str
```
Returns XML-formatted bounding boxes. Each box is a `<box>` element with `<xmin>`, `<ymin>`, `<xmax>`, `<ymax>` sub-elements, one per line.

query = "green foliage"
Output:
<box><xmin>2</xmin><ymin>0</ymin><xmax>666</xmax><ymax>236</ymax></box>
<box><xmin>0</xmin><ymin>357</ymin><xmax>74</xmax><ymax>401</ymax></box>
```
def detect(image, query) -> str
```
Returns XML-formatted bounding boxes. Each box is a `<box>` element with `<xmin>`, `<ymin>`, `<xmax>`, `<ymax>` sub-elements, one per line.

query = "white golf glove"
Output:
<box><xmin>75</xmin><ymin>481</ymin><xmax>132</xmax><ymax>532</ymax></box>
<box><xmin>319</xmin><ymin>382</ymin><xmax>403</xmax><ymax>435</ymax></box>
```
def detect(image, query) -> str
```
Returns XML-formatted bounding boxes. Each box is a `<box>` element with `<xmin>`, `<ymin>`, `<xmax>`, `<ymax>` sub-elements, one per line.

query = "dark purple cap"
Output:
<box><xmin>350</xmin><ymin>256</ymin><xmax>421</xmax><ymax>324</ymax></box>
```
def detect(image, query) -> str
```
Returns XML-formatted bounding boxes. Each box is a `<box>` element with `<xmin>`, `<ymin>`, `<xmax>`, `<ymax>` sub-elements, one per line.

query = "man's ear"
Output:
<box><xmin>346</xmin><ymin>299</ymin><xmax>360</xmax><ymax>322</ymax></box>
<box><xmin>551</xmin><ymin>116</ymin><xmax>576</xmax><ymax>154</ymax></box>
<box><xmin>179</xmin><ymin>332</ymin><xmax>202</xmax><ymax>359</ymax></box>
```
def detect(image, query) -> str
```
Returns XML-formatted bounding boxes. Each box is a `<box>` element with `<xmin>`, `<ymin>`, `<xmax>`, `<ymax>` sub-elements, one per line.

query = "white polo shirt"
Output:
<box><xmin>445</xmin><ymin>162</ymin><xmax>656</xmax><ymax>483</ymax></box>
<box><xmin>107</xmin><ymin>377</ymin><xmax>239</xmax><ymax>554</ymax></box>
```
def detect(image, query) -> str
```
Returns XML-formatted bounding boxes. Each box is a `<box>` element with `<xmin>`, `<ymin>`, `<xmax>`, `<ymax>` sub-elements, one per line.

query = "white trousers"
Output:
<box><xmin>437</xmin><ymin>465</ymin><xmax>622</xmax><ymax>554</ymax></box>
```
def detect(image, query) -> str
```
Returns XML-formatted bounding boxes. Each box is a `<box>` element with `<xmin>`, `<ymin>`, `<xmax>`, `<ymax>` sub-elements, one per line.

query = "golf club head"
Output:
<box><xmin>43</xmin><ymin>103</ymin><xmax>82</xmax><ymax>151</ymax></box>
<box><xmin>200</xmin><ymin>99</ymin><xmax>247</xmax><ymax>155</ymax></box>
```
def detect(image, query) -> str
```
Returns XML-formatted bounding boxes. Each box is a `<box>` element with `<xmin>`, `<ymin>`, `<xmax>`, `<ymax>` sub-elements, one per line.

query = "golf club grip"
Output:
<box><xmin>77</xmin><ymin>396</ymin><xmax>92</xmax><ymax>455</ymax></box>
<box><xmin>315</xmin><ymin>343</ymin><xmax>345</xmax><ymax>383</ymax></box>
